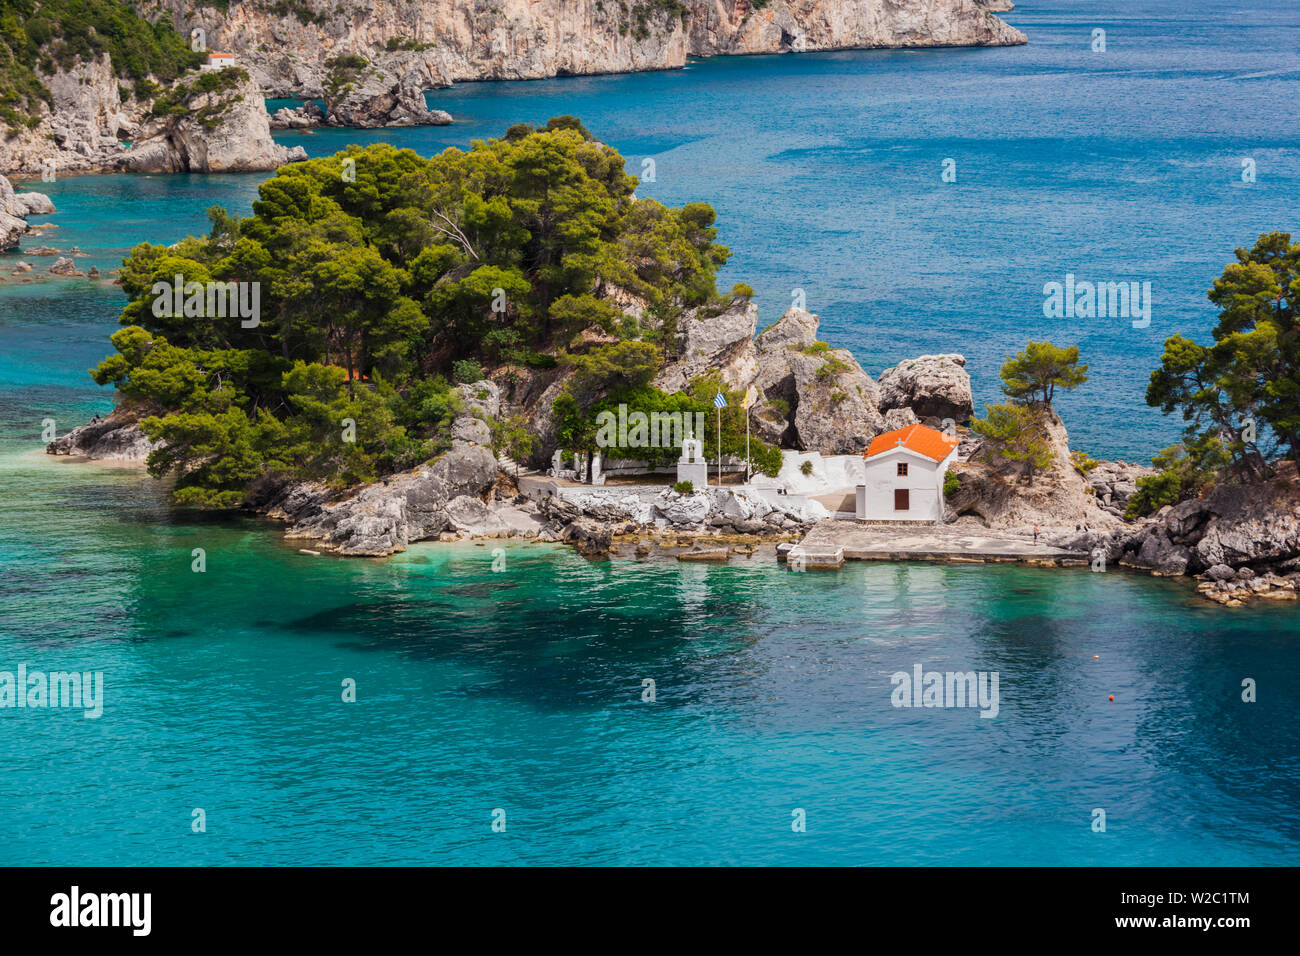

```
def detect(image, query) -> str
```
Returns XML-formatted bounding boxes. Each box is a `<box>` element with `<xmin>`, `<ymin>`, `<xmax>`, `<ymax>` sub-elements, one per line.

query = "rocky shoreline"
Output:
<box><xmin>0</xmin><ymin>175</ymin><xmax>56</xmax><ymax>253</ymax></box>
<box><xmin>45</xmin><ymin>296</ymin><xmax>1300</xmax><ymax>607</ymax></box>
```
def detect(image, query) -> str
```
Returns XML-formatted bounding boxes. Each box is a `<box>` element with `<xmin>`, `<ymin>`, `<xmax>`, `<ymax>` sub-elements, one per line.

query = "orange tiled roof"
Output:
<box><xmin>864</xmin><ymin>423</ymin><xmax>959</xmax><ymax>462</ymax></box>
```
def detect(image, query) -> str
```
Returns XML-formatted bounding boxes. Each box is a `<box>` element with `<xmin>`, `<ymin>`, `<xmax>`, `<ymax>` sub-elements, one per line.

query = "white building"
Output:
<box><xmin>855</xmin><ymin>424</ymin><xmax>959</xmax><ymax>522</ymax></box>
<box><xmin>201</xmin><ymin>53</ymin><xmax>239</xmax><ymax>72</ymax></box>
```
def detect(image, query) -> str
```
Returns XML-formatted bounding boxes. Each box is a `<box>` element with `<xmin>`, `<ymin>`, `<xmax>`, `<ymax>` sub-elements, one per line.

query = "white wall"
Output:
<box><xmin>855</xmin><ymin>449</ymin><xmax>951</xmax><ymax>522</ymax></box>
<box><xmin>774</xmin><ymin>451</ymin><xmax>867</xmax><ymax>495</ymax></box>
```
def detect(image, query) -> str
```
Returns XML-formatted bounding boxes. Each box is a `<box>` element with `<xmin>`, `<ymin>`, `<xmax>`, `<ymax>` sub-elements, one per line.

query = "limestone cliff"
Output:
<box><xmin>0</xmin><ymin>58</ymin><xmax>305</xmax><ymax>177</ymax></box>
<box><xmin>137</xmin><ymin>0</ymin><xmax>1024</xmax><ymax>98</ymax></box>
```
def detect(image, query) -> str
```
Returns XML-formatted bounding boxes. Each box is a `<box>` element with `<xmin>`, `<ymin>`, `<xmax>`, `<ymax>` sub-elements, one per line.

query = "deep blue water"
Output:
<box><xmin>0</xmin><ymin>0</ymin><xmax>1297</xmax><ymax>865</ymax></box>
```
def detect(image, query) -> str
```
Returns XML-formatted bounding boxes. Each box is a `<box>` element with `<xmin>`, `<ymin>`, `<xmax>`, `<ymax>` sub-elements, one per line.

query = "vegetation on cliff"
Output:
<box><xmin>970</xmin><ymin>340</ymin><xmax>1088</xmax><ymax>485</ymax></box>
<box><xmin>90</xmin><ymin>121</ymin><xmax>779</xmax><ymax>505</ymax></box>
<box><xmin>0</xmin><ymin>0</ymin><xmax>202</xmax><ymax>130</ymax></box>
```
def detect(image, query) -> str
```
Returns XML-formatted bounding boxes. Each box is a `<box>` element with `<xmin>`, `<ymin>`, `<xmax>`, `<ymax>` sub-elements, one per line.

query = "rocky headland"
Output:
<box><xmin>0</xmin><ymin>56</ymin><xmax>306</xmax><ymax>178</ymax></box>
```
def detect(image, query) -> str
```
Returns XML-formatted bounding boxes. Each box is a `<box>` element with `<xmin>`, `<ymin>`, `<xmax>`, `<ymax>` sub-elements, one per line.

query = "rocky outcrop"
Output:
<box><xmin>531</xmin><ymin>484</ymin><xmax>822</xmax><ymax>553</ymax></box>
<box><xmin>1084</xmin><ymin>460</ymin><xmax>1154</xmax><ymax>518</ymax></box>
<box><xmin>266</xmin><ymin>441</ymin><xmax>500</xmax><ymax>555</ymax></box>
<box><xmin>750</xmin><ymin>308</ymin><xmax>886</xmax><ymax>454</ymax></box>
<box><xmin>0</xmin><ymin>60</ymin><xmax>306</xmax><ymax>177</ymax></box>
<box><xmin>877</xmin><ymin>353</ymin><xmax>974</xmax><ymax>426</ymax></box>
<box><xmin>46</xmin><ymin>409</ymin><xmax>161</xmax><ymax>462</ymax></box>
<box><xmin>269</xmin><ymin>101</ymin><xmax>325</xmax><ymax>129</ymax></box>
<box><xmin>136</xmin><ymin>0</ymin><xmax>1023</xmax><ymax>102</ymax></box>
<box><xmin>948</xmin><ymin>406</ymin><xmax>1120</xmax><ymax>531</ymax></box>
<box><xmin>0</xmin><ymin>175</ymin><xmax>55</xmax><ymax>252</ymax></box>
<box><xmin>1049</xmin><ymin>474</ymin><xmax>1300</xmax><ymax>604</ymax></box>
<box><xmin>326</xmin><ymin>74</ymin><xmax>452</xmax><ymax>127</ymax></box>
<box><xmin>653</xmin><ymin>296</ymin><xmax>759</xmax><ymax>393</ymax></box>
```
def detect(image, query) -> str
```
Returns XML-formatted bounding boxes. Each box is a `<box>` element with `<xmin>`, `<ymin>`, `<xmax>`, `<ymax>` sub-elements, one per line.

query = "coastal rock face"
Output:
<box><xmin>877</xmin><ymin>353</ymin><xmax>974</xmax><ymax>426</ymax></box>
<box><xmin>653</xmin><ymin>297</ymin><xmax>759</xmax><ymax>394</ymax></box>
<box><xmin>0</xmin><ymin>60</ymin><xmax>306</xmax><ymax>177</ymax></box>
<box><xmin>46</xmin><ymin>413</ymin><xmax>161</xmax><ymax>462</ymax></box>
<box><xmin>750</xmin><ymin>307</ymin><xmax>886</xmax><ymax>453</ymax></box>
<box><xmin>688</xmin><ymin>0</ymin><xmax>1025</xmax><ymax>56</ymax></box>
<box><xmin>0</xmin><ymin>175</ymin><xmax>55</xmax><ymax>252</ymax></box>
<box><xmin>139</xmin><ymin>0</ymin><xmax>1022</xmax><ymax>100</ymax></box>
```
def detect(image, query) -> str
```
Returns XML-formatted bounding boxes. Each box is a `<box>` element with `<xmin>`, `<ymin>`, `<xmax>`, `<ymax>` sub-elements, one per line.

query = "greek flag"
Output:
<box><xmin>713</xmin><ymin>392</ymin><xmax>728</xmax><ymax>409</ymax></box>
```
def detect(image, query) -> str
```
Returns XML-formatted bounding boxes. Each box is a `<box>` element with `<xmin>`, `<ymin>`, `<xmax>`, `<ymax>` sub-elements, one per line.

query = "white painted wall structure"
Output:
<box><xmin>855</xmin><ymin>428</ymin><xmax>958</xmax><ymax>522</ymax></box>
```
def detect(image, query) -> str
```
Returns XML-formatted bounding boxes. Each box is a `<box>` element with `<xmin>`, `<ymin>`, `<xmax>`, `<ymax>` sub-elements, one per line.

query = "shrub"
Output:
<box><xmin>452</xmin><ymin>359</ymin><xmax>485</xmax><ymax>385</ymax></box>
<box><xmin>800</xmin><ymin>460</ymin><xmax>814</xmax><ymax>476</ymax></box>
<box><xmin>1070</xmin><ymin>450</ymin><xmax>1099</xmax><ymax>474</ymax></box>
<box><xmin>671</xmin><ymin>480</ymin><xmax>694</xmax><ymax>494</ymax></box>
<box><xmin>943</xmin><ymin>470</ymin><xmax>961</xmax><ymax>497</ymax></box>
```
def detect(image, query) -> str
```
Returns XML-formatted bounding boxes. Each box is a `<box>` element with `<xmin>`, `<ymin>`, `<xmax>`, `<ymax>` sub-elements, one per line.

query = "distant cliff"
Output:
<box><xmin>138</xmin><ymin>0</ymin><xmax>1025</xmax><ymax>98</ymax></box>
<box><xmin>0</xmin><ymin>0</ymin><xmax>1023</xmax><ymax>178</ymax></box>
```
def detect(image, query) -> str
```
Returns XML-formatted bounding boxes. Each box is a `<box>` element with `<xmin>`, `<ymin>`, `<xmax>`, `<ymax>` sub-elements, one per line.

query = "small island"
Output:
<box><xmin>45</xmin><ymin>119</ymin><xmax>1300</xmax><ymax>607</ymax></box>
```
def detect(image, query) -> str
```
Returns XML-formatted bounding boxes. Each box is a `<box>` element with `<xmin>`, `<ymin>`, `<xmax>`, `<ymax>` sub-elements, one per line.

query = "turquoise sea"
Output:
<box><xmin>0</xmin><ymin>0</ymin><xmax>1297</xmax><ymax>865</ymax></box>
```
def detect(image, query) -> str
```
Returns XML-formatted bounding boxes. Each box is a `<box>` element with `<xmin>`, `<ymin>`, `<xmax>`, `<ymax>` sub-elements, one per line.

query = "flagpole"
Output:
<box><xmin>716</xmin><ymin>405</ymin><xmax>721</xmax><ymax>487</ymax></box>
<box><xmin>740</xmin><ymin>385</ymin><xmax>755</xmax><ymax>485</ymax></box>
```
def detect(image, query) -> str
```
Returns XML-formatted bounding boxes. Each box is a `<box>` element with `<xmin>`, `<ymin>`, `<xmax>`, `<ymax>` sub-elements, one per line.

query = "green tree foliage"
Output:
<box><xmin>554</xmin><ymin>378</ymin><xmax>782</xmax><ymax>476</ymax></box>
<box><xmin>970</xmin><ymin>403</ymin><xmax>1054</xmax><ymax>485</ymax></box>
<box><xmin>92</xmin><ymin>125</ymin><xmax>733</xmax><ymax>505</ymax></box>
<box><xmin>565</xmin><ymin>341</ymin><xmax>662</xmax><ymax>398</ymax></box>
<box><xmin>490</xmin><ymin>414</ymin><xmax>537</xmax><ymax>473</ymax></box>
<box><xmin>1147</xmin><ymin>231</ymin><xmax>1300</xmax><ymax>479</ymax></box>
<box><xmin>1000</xmin><ymin>340</ymin><xmax>1089</xmax><ymax>406</ymax></box>
<box><xmin>1124</xmin><ymin>439</ymin><xmax>1230</xmax><ymax>519</ymax></box>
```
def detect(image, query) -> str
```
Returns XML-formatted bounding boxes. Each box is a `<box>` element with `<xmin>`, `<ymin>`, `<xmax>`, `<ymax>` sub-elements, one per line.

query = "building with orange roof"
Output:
<box><xmin>200</xmin><ymin>52</ymin><xmax>239</xmax><ymax>72</ymax></box>
<box><xmin>855</xmin><ymin>423</ymin><xmax>959</xmax><ymax>522</ymax></box>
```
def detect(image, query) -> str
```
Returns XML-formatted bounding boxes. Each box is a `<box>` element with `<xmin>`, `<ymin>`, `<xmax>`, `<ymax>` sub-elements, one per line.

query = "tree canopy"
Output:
<box><xmin>1147</xmin><ymin>231</ymin><xmax>1300</xmax><ymax>478</ymax></box>
<box><xmin>92</xmin><ymin>124</ymin><xmax>735</xmax><ymax>506</ymax></box>
<box><xmin>1000</xmin><ymin>340</ymin><xmax>1089</xmax><ymax>407</ymax></box>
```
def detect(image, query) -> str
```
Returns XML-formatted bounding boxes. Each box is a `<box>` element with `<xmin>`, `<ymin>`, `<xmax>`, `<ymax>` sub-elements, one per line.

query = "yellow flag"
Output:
<box><xmin>741</xmin><ymin>385</ymin><xmax>759</xmax><ymax>409</ymax></box>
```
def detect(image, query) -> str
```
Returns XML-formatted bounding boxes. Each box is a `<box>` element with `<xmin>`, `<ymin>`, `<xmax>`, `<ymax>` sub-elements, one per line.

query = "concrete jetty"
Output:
<box><xmin>794</xmin><ymin>519</ymin><xmax>1090</xmax><ymax>566</ymax></box>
